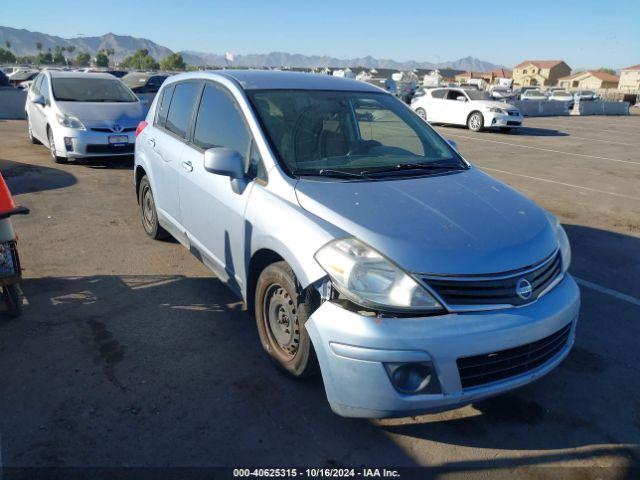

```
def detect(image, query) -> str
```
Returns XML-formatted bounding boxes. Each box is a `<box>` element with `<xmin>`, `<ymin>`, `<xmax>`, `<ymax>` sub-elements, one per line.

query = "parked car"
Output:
<box><xmin>574</xmin><ymin>90</ymin><xmax>600</xmax><ymax>102</ymax></box>
<box><xmin>8</xmin><ymin>68</ymin><xmax>39</xmax><ymax>86</ymax></box>
<box><xmin>134</xmin><ymin>70</ymin><xmax>579</xmax><ymax>418</ymax></box>
<box><xmin>122</xmin><ymin>72</ymin><xmax>170</xmax><ymax>94</ymax></box>
<box><xmin>24</xmin><ymin>71</ymin><xmax>147</xmax><ymax>163</ymax></box>
<box><xmin>0</xmin><ymin>70</ymin><xmax>10</xmax><ymax>88</ymax></box>
<box><xmin>519</xmin><ymin>89</ymin><xmax>548</xmax><ymax>101</ymax></box>
<box><xmin>411</xmin><ymin>87</ymin><xmax>523</xmax><ymax>132</ymax></box>
<box><xmin>548</xmin><ymin>90</ymin><xmax>575</xmax><ymax>108</ymax></box>
<box><xmin>489</xmin><ymin>86</ymin><xmax>516</xmax><ymax>101</ymax></box>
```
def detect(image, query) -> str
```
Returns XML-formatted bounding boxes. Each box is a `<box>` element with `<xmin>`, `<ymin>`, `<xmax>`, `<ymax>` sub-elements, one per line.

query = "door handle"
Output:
<box><xmin>181</xmin><ymin>161</ymin><xmax>193</xmax><ymax>172</ymax></box>
<box><xmin>147</xmin><ymin>138</ymin><xmax>155</xmax><ymax>148</ymax></box>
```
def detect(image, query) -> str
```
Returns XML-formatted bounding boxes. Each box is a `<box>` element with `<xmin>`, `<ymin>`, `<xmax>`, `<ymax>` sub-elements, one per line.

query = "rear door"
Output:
<box><xmin>31</xmin><ymin>74</ymin><xmax>50</xmax><ymax>140</ymax></box>
<box><xmin>425</xmin><ymin>88</ymin><xmax>448</xmax><ymax>122</ymax></box>
<box><xmin>178</xmin><ymin>81</ymin><xmax>264</xmax><ymax>292</ymax></box>
<box><xmin>146</xmin><ymin>80</ymin><xmax>202</xmax><ymax>236</ymax></box>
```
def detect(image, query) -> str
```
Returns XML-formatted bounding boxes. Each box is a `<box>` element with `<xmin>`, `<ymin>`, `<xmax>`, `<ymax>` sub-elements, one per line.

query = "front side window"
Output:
<box><xmin>248</xmin><ymin>90</ymin><xmax>465</xmax><ymax>177</ymax></box>
<box><xmin>52</xmin><ymin>77</ymin><xmax>138</xmax><ymax>102</ymax></box>
<box><xmin>165</xmin><ymin>81</ymin><xmax>201</xmax><ymax>139</ymax></box>
<box><xmin>465</xmin><ymin>90</ymin><xmax>491</xmax><ymax>101</ymax></box>
<box><xmin>193</xmin><ymin>83</ymin><xmax>251</xmax><ymax>159</ymax></box>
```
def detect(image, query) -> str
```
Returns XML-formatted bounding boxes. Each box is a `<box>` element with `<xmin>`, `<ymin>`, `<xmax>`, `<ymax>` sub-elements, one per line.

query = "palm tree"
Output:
<box><xmin>106</xmin><ymin>48</ymin><xmax>115</xmax><ymax>67</ymax></box>
<box><xmin>4</xmin><ymin>41</ymin><xmax>11</xmax><ymax>51</ymax></box>
<box><xmin>36</xmin><ymin>41</ymin><xmax>42</xmax><ymax>52</ymax></box>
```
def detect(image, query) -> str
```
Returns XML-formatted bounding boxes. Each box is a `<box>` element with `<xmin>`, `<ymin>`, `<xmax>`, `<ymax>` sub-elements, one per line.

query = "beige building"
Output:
<box><xmin>512</xmin><ymin>60</ymin><xmax>571</xmax><ymax>87</ymax></box>
<box><xmin>618</xmin><ymin>64</ymin><xmax>640</xmax><ymax>91</ymax></box>
<box><xmin>557</xmin><ymin>70</ymin><xmax>620</xmax><ymax>90</ymax></box>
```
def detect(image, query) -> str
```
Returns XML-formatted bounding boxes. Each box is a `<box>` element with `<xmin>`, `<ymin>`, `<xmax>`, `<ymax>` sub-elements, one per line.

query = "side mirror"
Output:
<box><xmin>31</xmin><ymin>94</ymin><xmax>46</xmax><ymax>106</ymax></box>
<box><xmin>447</xmin><ymin>139</ymin><xmax>458</xmax><ymax>151</ymax></box>
<box><xmin>456</xmin><ymin>96</ymin><xmax>467</xmax><ymax>102</ymax></box>
<box><xmin>204</xmin><ymin>147</ymin><xmax>245</xmax><ymax>179</ymax></box>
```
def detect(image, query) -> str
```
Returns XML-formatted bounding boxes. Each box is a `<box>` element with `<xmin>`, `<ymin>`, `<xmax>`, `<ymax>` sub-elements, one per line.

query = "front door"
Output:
<box><xmin>178</xmin><ymin>82</ymin><xmax>260</xmax><ymax>293</ymax></box>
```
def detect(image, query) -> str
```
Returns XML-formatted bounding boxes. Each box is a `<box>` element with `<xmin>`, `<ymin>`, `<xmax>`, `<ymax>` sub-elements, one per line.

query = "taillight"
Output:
<box><xmin>135</xmin><ymin>121</ymin><xmax>148</xmax><ymax>138</ymax></box>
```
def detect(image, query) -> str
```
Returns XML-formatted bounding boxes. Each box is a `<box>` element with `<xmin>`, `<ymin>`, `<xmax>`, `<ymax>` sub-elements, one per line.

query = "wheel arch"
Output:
<box><xmin>246</xmin><ymin>248</ymin><xmax>285</xmax><ymax>314</ymax></box>
<box><xmin>135</xmin><ymin>165</ymin><xmax>147</xmax><ymax>203</ymax></box>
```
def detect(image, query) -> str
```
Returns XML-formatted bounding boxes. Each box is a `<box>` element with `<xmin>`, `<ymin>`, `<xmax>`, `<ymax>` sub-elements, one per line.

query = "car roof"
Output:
<box><xmin>47</xmin><ymin>71</ymin><xmax>117</xmax><ymax>80</ymax></box>
<box><xmin>166</xmin><ymin>69</ymin><xmax>384</xmax><ymax>92</ymax></box>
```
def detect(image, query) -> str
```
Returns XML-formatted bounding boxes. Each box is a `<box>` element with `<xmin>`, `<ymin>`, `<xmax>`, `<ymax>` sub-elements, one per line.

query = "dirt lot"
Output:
<box><xmin>0</xmin><ymin>114</ymin><xmax>639</xmax><ymax>477</ymax></box>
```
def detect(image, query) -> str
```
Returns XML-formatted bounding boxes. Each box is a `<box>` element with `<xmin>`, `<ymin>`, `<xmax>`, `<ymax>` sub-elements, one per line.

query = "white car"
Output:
<box><xmin>411</xmin><ymin>87</ymin><xmax>523</xmax><ymax>132</ymax></box>
<box><xmin>520</xmin><ymin>89</ymin><xmax>548</xmax><ymax>101</ymax></box>
<box><xmin>548</xmin><ymin>90</ymin><xmax>575</xmax><ymax>106</ymax></box>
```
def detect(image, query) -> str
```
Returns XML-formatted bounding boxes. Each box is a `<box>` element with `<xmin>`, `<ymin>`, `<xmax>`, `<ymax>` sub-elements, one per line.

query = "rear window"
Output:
<box><xmin>155</xmin><ymin>84</ymin><xmax>175</xmax><ymax>128</ymax></box>
<box><xmin>165</xmin><ymin>82</ymin><xmax>201</xmax><ymax>138</ymax></box>
<box><xmin>430</xmin><ymin>89</ymin><xmax>447</xmax><ymax>99</ymax></box>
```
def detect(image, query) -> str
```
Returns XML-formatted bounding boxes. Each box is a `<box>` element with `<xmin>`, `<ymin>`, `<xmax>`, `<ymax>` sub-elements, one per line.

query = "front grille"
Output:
<box><xmin>424</xmin><ymin>251</ymin><xmax>561</xmax><ymax>307</ymax></box>
<box><xmin>86</xmin><ymin>144</ymin><xmax>135</xmax><ymax>154</ymax></box>
<box><xmin>90</xmin><ymin>127</ymin><xmax>136</xmax><ymax>133</ymax></box>
<box><xmin>507</xmin><ymin>121</ymin><xmax>522</xmax><ymax>126</ymax></box>
<box><xmin>457</xmin><ymin>322</ymin><xmax>572</xmax><ymax>389</ymax></box>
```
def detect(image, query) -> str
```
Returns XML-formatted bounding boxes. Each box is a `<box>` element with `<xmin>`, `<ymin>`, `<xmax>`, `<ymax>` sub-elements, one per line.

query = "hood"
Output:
<box><xmin>57</xmin><ymin>101</ymin><xmax>147</xmax><ymax>128</ymax></box>
<box><xmin>295</xmin><ymin>168</ymin><xmax>557</xmax><ymax>275</ymax></box>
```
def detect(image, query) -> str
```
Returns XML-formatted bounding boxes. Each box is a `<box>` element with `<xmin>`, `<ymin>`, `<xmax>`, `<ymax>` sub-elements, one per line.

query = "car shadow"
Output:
<box><xmin>436</xmin><ymin>124</ymin><xmax>568</xmax><ymax>137</ymax></box>
<box><xmin>74</xmin><ymin>155</ymin><xmax>134</xmax><ymax>170</ymax></box>
<box><xmin>0</xmin><ymin>158</ymin><xmax>77</xmax><ymax>195</ymax></box>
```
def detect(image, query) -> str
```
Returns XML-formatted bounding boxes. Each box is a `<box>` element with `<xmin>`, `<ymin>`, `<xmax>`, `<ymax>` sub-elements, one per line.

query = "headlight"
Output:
<box><xmin>314</xmin><ymin>237</ymin><xmax>443</xmax><ymax>313</ymax></box>
<box><xmin>547</xmin><ymin>213</ymin><xmax>571</xmax><ymax>272</ymax></box>
<box><xmin>486</xmin><ymin>107</ymin><xmax>505</xmax><ymax>113</ymax></box>
<box><xmin>56</xmin><ymin>113</ymin><xmax>85</xmax><ymax>130</ymax></box>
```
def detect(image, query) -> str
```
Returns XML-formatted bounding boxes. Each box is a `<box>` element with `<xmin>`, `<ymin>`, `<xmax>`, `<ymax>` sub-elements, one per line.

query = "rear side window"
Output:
<box><xmin>192</xmin><ymin>83</ymin><xmax>251</xmax><ymax>159</ymax></box>
<box><xmin>430</xmin><ymin>89</ymin><xmax>447</xmax><ymax>99</ymax></box>
<box><xmin>155</xmin><ymin>84</ymin><xmax>175</xmax><ymax>128</ymax></box>
<box><xmin>165</xmin><ymin>82</ymin><xmax>201</xmax><ymax>139</ymax></box>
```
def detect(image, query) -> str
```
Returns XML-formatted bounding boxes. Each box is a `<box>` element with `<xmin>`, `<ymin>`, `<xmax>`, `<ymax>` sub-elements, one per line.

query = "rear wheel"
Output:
<box><xmin>26</xmin><ymin>116</ymin><xmax>39</xmax><ymax>144</ymax></box>
<box><xmin>138</xmin><ymin>176</ymin><xmax>168</xmax><ymax>240</ymax></box>
<box><xmin>467</xmin><ymin>112</ymin><xmax>484</xmax><ymax>132</ymax></box>
<box><xmin>47</xmin><ymin>127</ymin><xmax>67</xmax><ymax>164</ymax></box>
<box><xmin>255</xmin><ymin>261</ymin><xmax>317</xmax><ymax>378</ymax></box>
<box><xmin>3</xmin><ymin>284</ymin><xmax>23</xmax><ymax>318</ymax></box>
<box><xmin>415</xmin><ymin>107</ymin><xmax>427</xmax><ymax>121</ymax></box>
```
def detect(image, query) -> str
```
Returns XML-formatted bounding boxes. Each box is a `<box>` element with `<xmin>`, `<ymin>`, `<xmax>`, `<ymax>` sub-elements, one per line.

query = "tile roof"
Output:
<box><xmin>621</xmin><ymin>64</ymin><xmax>640</xmax><ymax>71</ymax></box>
<box><xmin>515</xmin><ymin>60</ymin><xmax>566</xmax><ymax>69</ymax></box>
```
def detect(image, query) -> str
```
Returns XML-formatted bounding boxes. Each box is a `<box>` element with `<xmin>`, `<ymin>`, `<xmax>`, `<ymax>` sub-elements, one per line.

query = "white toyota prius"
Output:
<box><xmin>411</xmin><ymin>87</ymin><xmax>523</xmax><ymax>132</ymax></box>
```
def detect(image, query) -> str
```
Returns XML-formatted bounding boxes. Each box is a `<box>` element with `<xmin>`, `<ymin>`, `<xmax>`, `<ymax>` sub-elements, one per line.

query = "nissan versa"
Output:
<box><xmin>134</xmin><ymin>70</ymin><xmax>580</xmax><ymax>418</ymax></box>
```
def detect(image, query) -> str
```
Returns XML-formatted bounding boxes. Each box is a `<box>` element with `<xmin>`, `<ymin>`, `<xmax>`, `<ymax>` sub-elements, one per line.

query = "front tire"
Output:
<box><xmin>255</xmin><ymin>261</ymin><xmax>318</xmax><ymax>378</ymax></box>
<box><xmin>467</xmin><ymin>112</ymin><xmax>484</xmax><ymax>132</ymax></box>
<box><xmin>138</xmin><ymin>176</ymin><xmax>168</xmax><ymax>240</ymax></box>
<box><xmin>47</xmin><ymin>127</ymin><xmax>67</xmax><ymax>164</ymax></box>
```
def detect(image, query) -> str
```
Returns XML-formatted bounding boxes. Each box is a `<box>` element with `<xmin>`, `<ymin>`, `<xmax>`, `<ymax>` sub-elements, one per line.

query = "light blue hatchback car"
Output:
<box><xmin>134</xmin><ymin>70</ymin><xmax>580</xmax><ymax>418</ymax></box>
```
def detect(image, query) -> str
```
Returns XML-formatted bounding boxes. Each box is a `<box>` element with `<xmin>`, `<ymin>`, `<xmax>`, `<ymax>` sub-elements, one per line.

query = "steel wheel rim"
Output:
<box><xmin>263</xmin><ymin>283</ymin><xmax>300</xmax><ymax>359</ymax></box>
<box><xmin>141</xmin><ymin>185</ymin><xmax>155</xmax><ymax>230</ymax></box>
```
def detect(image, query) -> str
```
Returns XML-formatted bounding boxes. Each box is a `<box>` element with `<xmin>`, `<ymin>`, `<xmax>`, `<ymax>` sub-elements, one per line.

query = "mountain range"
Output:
<box><xmin>0</xmin><ymin>26</ymin><xmax>503</xmax><ymax>71</ymax></box>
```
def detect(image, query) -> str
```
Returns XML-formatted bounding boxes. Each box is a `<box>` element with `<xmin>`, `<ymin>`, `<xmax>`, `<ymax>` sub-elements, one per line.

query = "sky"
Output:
<box><xmin>2</xmin><ymin>0</ymin><xmax>639</xmax><ymax>69</ymax></box>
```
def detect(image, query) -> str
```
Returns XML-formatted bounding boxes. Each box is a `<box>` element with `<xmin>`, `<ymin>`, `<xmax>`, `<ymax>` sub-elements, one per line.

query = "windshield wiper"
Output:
<box><xmin>294</xmin><ymin>168</ymin><xmax>369</xmax><ymax>179</ymax></box>
<box><xmin>361</xmin><ymin>163</ymin><xmax>465</xmax><ymax>176</ymax></box>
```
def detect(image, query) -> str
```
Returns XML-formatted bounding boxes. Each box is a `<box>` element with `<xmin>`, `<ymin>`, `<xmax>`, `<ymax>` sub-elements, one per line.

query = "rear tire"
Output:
<box><xmin>4</xmin><ymin>284</ymin><xmax>23</xmax><ymax>318</ymax></box>
<box><xmin>255</xmin><ymin>261</ymin><xmax>318</xmax><ymax>378</ymax></box>
<box><xmin>138</xmin><ymin>176</ymin><xmax>168</xmax><ymax>240</ymax></box>
<box><xmin>47</xmin><ymin>127</ymin><xmax>67</xmax><ymax>164</ymax></box>
<box><xmin>415</xmin><ymin>107</ymin><xmax>427</xmax><ymax>121</ymax></box>
<box><xmin>467</xmin><ymin>112</ymin><xmax>484</xmax><ymax>132</ymax></box>
<box><xmin>26</xmin><ymin>116</ymin><xmax>39</xmax><ymax>144</ymax></box>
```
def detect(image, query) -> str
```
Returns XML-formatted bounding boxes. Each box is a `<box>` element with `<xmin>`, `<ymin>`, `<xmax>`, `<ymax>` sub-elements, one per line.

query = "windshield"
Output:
<box><xmin>465</xmin><ymin>90</ymin><xmax>490</xmax><ymax>100</ymax></box>
<box><xmin>247</xmin><ymin>90</ymin><xmax>466</xmax><ymax>177</ymax></box>
<box><xmin>52</xmin><ymin>77</ymin><xmax>138</xmax><ymax>102</ymax></box>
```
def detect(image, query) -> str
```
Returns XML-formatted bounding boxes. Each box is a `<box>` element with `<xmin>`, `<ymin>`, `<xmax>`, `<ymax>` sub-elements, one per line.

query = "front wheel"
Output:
<box><xmin>4</xmin><ymin>284</ymin><xmax>23</xmax><ymax>318</ymax></box>
<box><xmin>255</xmin><ymin>261</ymin><xmax>318</xmax><ymax>378</ymax></box>
<box><xmin>47</xmin><ymin>127</ymin><xmax>67</xmax><ymax>164</ymax></box>
<box><xmin>467</xmin><ymin>112</ymin><xmax>484</xmax><ymax>132</ymax></box>
<box><xmin>26</xmin><ymin>116</ymin><xmax>39</xmax><ymax>144</ymax></box>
